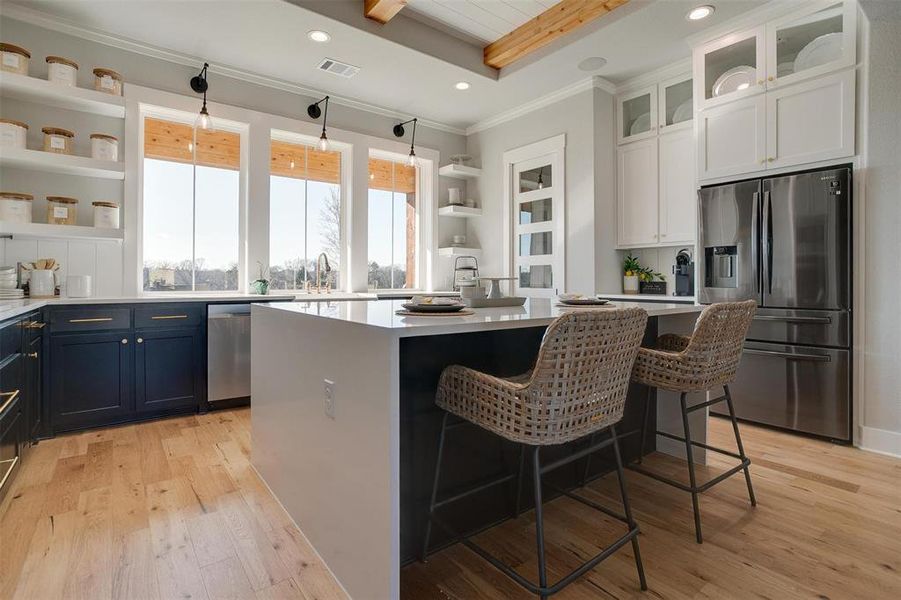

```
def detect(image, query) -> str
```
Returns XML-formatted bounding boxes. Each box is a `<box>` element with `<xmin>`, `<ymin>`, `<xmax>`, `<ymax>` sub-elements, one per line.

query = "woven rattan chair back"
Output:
<box><xmin>437</xmin><ymin>307</ymin><xmax>648</xmax><ymax>446</ymax></box>
<box><xmin>633</xmin><ymin>300</ymin><xmax>757</xmax><ymax>393</ymax></box>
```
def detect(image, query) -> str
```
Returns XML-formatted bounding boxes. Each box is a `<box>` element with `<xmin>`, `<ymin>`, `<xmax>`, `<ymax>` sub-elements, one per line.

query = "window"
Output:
<box><xmin>142</xmin><ymin>116</ymin><xmax>241</xmax><ymax>292</ymax></box>
<box><xmin>367</xmin><ymin>156</ymin><xmax>418</xmax><ymax>289</ymax></box>
<box><xmin>269</xmin><ymin>138</ymin><xmax>342</xmax><ymax>290</ymax></box>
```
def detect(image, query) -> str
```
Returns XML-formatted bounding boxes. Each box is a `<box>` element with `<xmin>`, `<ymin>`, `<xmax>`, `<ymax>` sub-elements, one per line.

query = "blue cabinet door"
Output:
<box><xmin>51</xmin><ymin>332</ymin><xmax>133</xmax><ymax>432</ymax></box>
<box><xmin>25</xmin><ymin>335</ymin><xmax>42</xmax><ymax>440</ymax></box>
<box><xmin>134</xmin><ymin>327</ymin><xmax>201</xmax><ymax>414</ymax></box>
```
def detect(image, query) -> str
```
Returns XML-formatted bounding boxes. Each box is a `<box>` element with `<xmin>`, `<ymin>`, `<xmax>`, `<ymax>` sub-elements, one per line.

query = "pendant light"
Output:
<box><xmin>537</xmin><ymin>167</ymin><xmax>544</xmax><ymax>189</ymax></box>
<box><xmin>393</xmin><ymin>117</ymin><xmax>419</xmax><ymax>166</ymax></box>
<box><xmin>307</xmin><ymin>95</ymin><xmax>331</xmax><ymax>151</ymax></box>
<box><xmin>190</xmin><ymin>62</ymin><xmax>212</xmax><ymax>130</ymax></box>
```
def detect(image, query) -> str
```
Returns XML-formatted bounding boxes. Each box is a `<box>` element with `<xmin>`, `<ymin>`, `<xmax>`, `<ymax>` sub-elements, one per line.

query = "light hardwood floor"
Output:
<box><xmin>2</xmin><ymin>409</ymin><xmax>899</xmax><ymax>599</ymax></box>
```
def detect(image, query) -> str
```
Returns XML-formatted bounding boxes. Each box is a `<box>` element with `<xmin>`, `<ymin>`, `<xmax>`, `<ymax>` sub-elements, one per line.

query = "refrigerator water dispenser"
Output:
<box><xmin>705</xmin><ymin>246</ymin><xmax>737</xmax><ymax>288</ymax></box>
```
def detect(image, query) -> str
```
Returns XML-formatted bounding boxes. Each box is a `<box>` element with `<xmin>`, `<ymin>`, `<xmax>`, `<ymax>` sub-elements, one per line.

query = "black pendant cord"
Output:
<box><xmin>320</xmin><ymin>96</ymin><xmax>329</xmax><ymax>139</ymax></box>
<box><xmin>408</xmin><ymin>117</ymin><xmax>417</xmax><ymax>156</ymax></box>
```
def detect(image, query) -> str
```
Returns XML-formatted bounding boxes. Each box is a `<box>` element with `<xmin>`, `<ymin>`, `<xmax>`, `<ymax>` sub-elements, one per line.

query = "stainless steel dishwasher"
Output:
<box><xmin>208</xmin><ymin>304</ymin><xmax>251</xmax><ymax>406</ymax></box>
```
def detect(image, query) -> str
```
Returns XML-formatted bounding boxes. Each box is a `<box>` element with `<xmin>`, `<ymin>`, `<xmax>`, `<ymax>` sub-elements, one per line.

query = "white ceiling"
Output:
<box><xmin>4</xmin><ymin>0</ymin><xmax>766</xmax><ymax>132</ymax></box>
<box><xmin>406</xmin><ymin>0</ymin><xmax>556</xmax><ymax>44</ymax></box>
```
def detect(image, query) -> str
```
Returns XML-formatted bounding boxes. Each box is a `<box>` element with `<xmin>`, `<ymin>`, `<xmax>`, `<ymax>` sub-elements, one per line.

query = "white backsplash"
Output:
<box><xmin>0</xmin><ymin>237</ymin><xmax>123</xmax><ymax>297</ymax></box>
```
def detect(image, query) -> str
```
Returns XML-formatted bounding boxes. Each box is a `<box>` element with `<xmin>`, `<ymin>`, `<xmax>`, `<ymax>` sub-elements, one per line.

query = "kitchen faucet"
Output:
<box><xmin>314</xmin><ymin>252</ymin><xmax>331</xmax><ymax>293</ymax></box>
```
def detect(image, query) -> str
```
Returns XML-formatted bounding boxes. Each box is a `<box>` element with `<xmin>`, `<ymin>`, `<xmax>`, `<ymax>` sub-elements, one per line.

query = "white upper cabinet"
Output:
<box><xmin>616</xmin><ymin>85</ymin><xmax>658</xmax><ymax>144</ymax></box>
<box><xmin>766</xmin><ymin>69</ymin><xmax>855</xmax><ymax>168</ymax></box>
<box><xmin>697</xmin><ymin>95</ymin><xmax>767</xmax><ymax>180</ymax></box>
<box><xmin>658</xmin><ymin>128</ymin><xmax>697</xmax><ymax>245</ymax></box>
<box><xmin>658</xmin><ymin>74</ymin><xmax>693</xmax><ymax>133</ymax></box>
<box><xmin>617</xmin><ymin>138</ymin><xmax>659</xmax><ymax>247</ymax></box>
<box><xmin>694</xmin><ymin>26</ymin><xmax>766</xmax><ymax>111</ymax></box>
<box><xmin>765</xmin><ymin>0</ymin><xmax>856</xmax><ymax>90</ymax></box>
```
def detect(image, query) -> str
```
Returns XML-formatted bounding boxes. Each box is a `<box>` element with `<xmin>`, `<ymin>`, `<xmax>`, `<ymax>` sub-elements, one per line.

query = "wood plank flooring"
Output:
<box><xmin>2</xmin><ymin>409</ymin><xmax>899</xmax><ymax>599</ymax></box>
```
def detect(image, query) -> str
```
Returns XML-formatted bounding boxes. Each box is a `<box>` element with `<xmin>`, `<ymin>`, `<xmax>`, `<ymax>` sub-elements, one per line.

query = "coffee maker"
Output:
<box><xmin>673</xmin><ymin>248</ymin><xmax>694</xmax><ymax>297</ymax></box>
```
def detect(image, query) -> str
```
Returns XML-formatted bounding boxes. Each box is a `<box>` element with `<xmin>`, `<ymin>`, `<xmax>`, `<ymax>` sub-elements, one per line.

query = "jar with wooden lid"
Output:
<box><xmin>0</xmin><ymin>119</ymin><xmax>28</xmax><ymax>149</ymax></box>
<box><xmin>46</xmin><ymin>196</ymin><xmax>78</xmax><ymax>225</ymax></box>
<box><xmin>0</xmin><ymin>43</ymin><xmax>30</xmax><ymax>75</ymax></box>
<box><xmin>92</xmin><ymin>201</ymin><xmax>119</xmax><ymax>229</ymax></box>
<box><xmin>0</xmin><ymin>192</ymin><xmax>33</xmax><ymax>223</ymax></box>
<box><xmin>46</xmin><ymin>55</ymin><xmax>79</xmax><ymax>86</ymax></box>
<box><xmin>42</xmin><ymin>127</ymin><xmax>74</xmax><ymax>154</ymax></box>
<box><xmin>93</xmin><ymin>67</ymin><xmax>123</xmax><ymax>95</ymax></box>
<box><xmin>90</xmin><ymin>133</ymin><xmax>118</xmax><ymax>161</ymax></box>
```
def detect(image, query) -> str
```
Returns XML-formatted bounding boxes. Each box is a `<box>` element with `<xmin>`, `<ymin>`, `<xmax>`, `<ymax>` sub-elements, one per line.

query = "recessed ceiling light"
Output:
<box><xmin>308</xmin><ymin>30</ymin><xmax>331</xmax><ymax>43</ymax></box>
<box><xmin>578</xmin><ymin>56</ymin><xmax>607</xmax><ymax>72</ymax></box>
<box><xmin>687</xmin><ymin>5</ymin><xmax>715</xmax><ymax>21</ymax></box>
<box><xmin>454</xmin><ymin>81</ymin><xmax>471</xmax><ymax>90</ymax></box>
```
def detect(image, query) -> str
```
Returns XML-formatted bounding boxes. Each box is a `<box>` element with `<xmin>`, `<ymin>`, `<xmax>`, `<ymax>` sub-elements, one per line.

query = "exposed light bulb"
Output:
<box><xmin>369</xmin><ymin>172</ymin><xmax>375</xmax><ymax>180</ymax></box>
<box><xmin>318</xmin><ymin>132</ymin><xmax>329</xmax><ymax>152</ymax></box>
<box><xmin>290</xmin><ymin>160</ymin><xmax>295</xmax><ymax>169</ymax></box>
<box><xmin>408</xmin><ymin>150</ymin><xmax>418</xmax><ymax>167</ymax></box>
<box><xmin>538</xmin><ymin>180</ymin><xmax>544</xmax><ymax>190</ymax></box>
<box><xmin>196</xmin><ymin>105</ymin><xmax>212</xmax><ymax>130</ymax></box>
<box><xmin>187</xmin><ymin>142</ymin><xmax>194</xmax><ymax>152</ymax></box>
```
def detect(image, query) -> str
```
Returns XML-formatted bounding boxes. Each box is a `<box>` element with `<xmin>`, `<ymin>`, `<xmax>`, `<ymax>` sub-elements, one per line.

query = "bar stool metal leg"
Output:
<box><xmin>638</xmin><ymin>386</ymin><xmax>653</xmax><ymax>464</ymax></box>
<box><xmin>724</xmin><ymin>385</ymin><xmax>757</xmax><ymax>507</ymax></box>
<box><xmin>611</xmin><ymin>426</ymin><xmax>648</xmax><ymax>591</ymax></box>
<box><xmin>532</xmin><ymin>446</ymin><xmax>549</xmax><ymax>600</ymax></box>
<box><xmin>422</xmin><ymin>412</ymin><xmax>449</xmax><ymax>561</ymax></box>
<box><xmin>514</xmin><ymin>444</ymin><xmax>526</xmax><ymax>517</ymax></box>
<box><xmin>679</xmin><ymin>392</ymin><xmax>703</xmax><ymax>544</ymax></box>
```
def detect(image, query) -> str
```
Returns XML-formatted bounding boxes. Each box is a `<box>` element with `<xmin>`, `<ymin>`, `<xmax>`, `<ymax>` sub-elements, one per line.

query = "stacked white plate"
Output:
<box><xmin>0</xmin><ymin>266</ymin><xmax>21</xmax><ymax>296</ymax></box>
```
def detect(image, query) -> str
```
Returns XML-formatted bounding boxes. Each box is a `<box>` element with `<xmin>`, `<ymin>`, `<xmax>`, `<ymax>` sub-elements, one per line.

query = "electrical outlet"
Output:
<box><xmin>324</xmin><ymin>379</ymin><xmax>336</xmax><ymax>419</ymax></box>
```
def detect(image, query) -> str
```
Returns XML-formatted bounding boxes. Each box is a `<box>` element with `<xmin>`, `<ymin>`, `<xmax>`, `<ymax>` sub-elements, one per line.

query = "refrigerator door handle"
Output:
<box><xmin>762</xmin><ymin>190</ymin><xmax>772</xmax><ymax>295</ymax></box>
<box><xmin>751</xmin><ymin>191</ymin><xmax>759</xmax><ymax>293</ymax></box>
<box><xmin>743</xmin><ymin>348</ymin><xmax>831</xmax><ymax>362</ymax></box>
<box><xmin>752</xmin><ymin>315</ymin><xmax>832</xmax><ymax>324</ymax></box>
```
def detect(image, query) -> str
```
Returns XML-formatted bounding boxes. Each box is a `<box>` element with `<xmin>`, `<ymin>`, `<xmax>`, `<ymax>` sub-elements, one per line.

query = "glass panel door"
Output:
<box><xmin>512</xmin><ymin>155</ymin><xmax>563</xmax><ymax>298</ymax></box>
<box><xmin>767</xmin><ymin>1</ymin><xmax>853</xmax><ymax>86</ymax></box>
<box><xmin>659</xmin><ymin>75</ymin><xmax>693</xmax><ymax>131</ymax></box>
<box><xmin>617</xmin><ymin>85</ymin><xmax>657</xmax><ymax>144</ymax></box>
<box><xmin>696</xmin><ymin>26</ymin><xmax>765</xmax><ymax>109</ymax></box>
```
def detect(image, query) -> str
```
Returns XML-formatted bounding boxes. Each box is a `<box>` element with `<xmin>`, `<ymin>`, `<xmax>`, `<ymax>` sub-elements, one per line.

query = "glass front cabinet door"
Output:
<box><xmin>694</xmin><ymin>26</ymin><xmax>766</xmax><ymax>110</ymax></box>
<box><xmin>766</xmin><ymin>0</ymin><xmax>856</xmax><ymax>88</ymax></box>
<box><xmin>658</xmin><ymin>74</ymin><xmax>693</xmax><ymax>132</ymax></box>
<box><xmin>616</xmin><ymin>85</ymin><xmax>657</xmax><ymax>144</ymax></box>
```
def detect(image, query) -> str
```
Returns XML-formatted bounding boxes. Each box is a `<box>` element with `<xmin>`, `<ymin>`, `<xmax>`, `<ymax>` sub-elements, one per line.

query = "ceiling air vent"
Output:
<box><xmin>317</xmin><ymin>58</ymin><xmax>360</xmax><ymax>78</ymax></box>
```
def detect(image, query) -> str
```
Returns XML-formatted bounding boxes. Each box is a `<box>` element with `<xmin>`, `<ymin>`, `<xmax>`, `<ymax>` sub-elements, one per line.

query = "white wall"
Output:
<box><xmin>858</xmin><ymin>2</ymin><xmax>901</xmax><ymax>455</ymax></box>
<box><xmin>0</xmin><ymin>17</ymin><xmax>467</xmax><ymax>293</ymax></box>
<box><xmin>465</xmin><ymin>86</ymin><xmax>617</xmax><ymax>294</ymax></box>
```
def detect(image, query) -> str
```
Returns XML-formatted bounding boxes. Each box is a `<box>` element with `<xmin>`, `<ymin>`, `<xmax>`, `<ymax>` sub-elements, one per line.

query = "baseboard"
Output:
<box><xmin>858</xmin><ymin>426</ymin><xmax>901</xmax><ymax>458</ymax></box>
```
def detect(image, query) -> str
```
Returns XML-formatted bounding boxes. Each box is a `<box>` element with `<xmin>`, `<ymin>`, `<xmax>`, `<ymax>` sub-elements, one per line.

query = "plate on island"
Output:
<box><xmin>401</xmin><ymin>302</ymin><xmax>466</xmax><ymax>313</ymax></box>
<box><xmin>557</xmin><ymin>294</ymin><xmax>610</xmax><ymax>306</ymax></box>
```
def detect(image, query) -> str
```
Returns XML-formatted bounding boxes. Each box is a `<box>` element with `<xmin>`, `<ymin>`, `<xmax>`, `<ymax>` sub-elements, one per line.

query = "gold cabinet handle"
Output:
<box><xmin>24</xmin><ymin>321</ymin><xmax>46</xmax><ymax>329</ymax></box>
<box><xmin>0</xmin><ymin>390</ymin><xmax>20</xmax><ymax>414</ymax></box>
<box><xmin>150</xmin><ymin>314</ymin><xmax>188</xmax><ymax>320</ymax></box>
<box><xmin>69</xmin><ymin>317</ymin><xmax>114</xmax><ymax>323</ymax></box>
<box><xmin>767</xmin><ymin>157</ymin><xmax>775</xmax><ymax>162</ymax></box>
<box><xmin>768</xmin><ymin>76</ymin><xmax>774</xmax><ymax>82</ymax></box>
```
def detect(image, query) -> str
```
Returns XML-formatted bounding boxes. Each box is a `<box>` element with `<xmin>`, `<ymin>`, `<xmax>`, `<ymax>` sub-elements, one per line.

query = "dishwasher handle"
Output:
<box><xmin>208</xmin><ymin>313</ymin><xmax>251</xmax><ymax>320</ymax></box>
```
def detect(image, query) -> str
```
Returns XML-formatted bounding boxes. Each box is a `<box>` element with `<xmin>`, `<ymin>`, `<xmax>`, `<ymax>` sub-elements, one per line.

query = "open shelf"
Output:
<box><xmin>0</xmin><ymin>221</ymin><xmax>124</xmax><ymax>242</ymax></box>
<box><xmin>438</xmin><ymin>246</ymin><xmax>482</xmax><ymax>258</ymax></box>
<box><xmin>0</xmin><ymin>71</ymin><xmax>126</xmax><ymax>118</ymax></box>
<box><xmin>438</xmin><ymin>205</ymin><xmax>482</xmax><ymax>218</ymax></box>
<box><xmin>438</xmin><ymin>164</ymin><xmax>481</xmax><ymax>179</ymax></box>
<box><xmin>0</xmin><ymin>147</ymin><xmax>125</xmax><ymax>180</ymax></box>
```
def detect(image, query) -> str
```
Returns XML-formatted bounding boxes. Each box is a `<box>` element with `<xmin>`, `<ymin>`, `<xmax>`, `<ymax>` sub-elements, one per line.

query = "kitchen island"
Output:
<box><xmin>251</xmin><ymin>299</ymin><xmax>703</xmax><ymax>599</ymax></box>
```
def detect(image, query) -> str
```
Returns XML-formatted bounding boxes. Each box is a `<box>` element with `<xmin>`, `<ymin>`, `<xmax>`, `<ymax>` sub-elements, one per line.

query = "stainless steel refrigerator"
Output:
<box><xmin>699</xmin><ymin>165</ymin><xmax>851</xmax><ymax>442</ymax></box>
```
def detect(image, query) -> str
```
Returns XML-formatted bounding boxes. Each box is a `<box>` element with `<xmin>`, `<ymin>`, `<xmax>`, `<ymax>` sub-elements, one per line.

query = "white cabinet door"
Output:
<box><xmin>659</xmin><ymin>129</ymin><xmax>696</xmax><ymax>244</ymax></box>
<box><xmin>697</xmin><ymin>94</ymin><xmax>767</xmax><ymax>180</ymax></box>
<box><xmin>616</xmin><ymin>85</ymin><xmax>658</xmax><ymax>145</ymax></box>
<box><xmin>694</xmin><ymin>25</ymin><xmax>766</xmax><ymax>111</ymax></box>
<box><xmin>617</xmin><ymin>138</ymin><xmax>659</xmax><ymax>247</ymax></box>
<box><xmin>765</xmin><ymin>69</ymin><xmax>854</xmax><ymax>169</ymax></box>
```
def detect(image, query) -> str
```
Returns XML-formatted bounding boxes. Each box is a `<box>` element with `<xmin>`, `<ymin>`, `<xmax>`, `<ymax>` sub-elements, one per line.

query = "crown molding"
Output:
<box><xmin>0</xmin><ymin>2</ymin><xmax>468</xmax><ymax>136</ymax></box>
<box><xmin>465</xmin><ymin>76</ymin><xmax>615</xmax><ymax>136</ymax></box>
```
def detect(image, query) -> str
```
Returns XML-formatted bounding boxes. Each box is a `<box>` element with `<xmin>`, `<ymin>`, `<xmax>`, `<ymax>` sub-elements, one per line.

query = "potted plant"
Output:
<box><xmin>251</xmin><ymin>261</ymin><xmax>270</xmax><ymax>295</ymax></box>
<box><xmin>623</xmin><ymin>254</ymin><xmax>641</xmax><ymax>294</ymax></box>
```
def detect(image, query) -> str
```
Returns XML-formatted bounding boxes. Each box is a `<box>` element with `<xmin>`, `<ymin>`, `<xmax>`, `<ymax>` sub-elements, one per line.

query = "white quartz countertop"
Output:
<box><xmin>257</xmin><ymin>298</ymin><xmax>703</xmax><ymax>338</ymax></box>
<box><xmin>597</xmin><ymin>293</ymin><xmax>697</xmax><ymax>303</ymax></box>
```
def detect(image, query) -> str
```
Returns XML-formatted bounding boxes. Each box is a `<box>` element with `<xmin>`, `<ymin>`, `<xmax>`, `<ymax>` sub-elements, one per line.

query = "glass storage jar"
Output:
<box><xmin>93</xmin><ymin>67</ymin><xmax>123</xmax><ymax>95</ymax></box>
<box><xmin>0</xmin><ymin>119</ymin><xmax>28</xmax><ymax>149</ymax></box>
<box><xmin>46</xmin><ymin>196</ymin><xmax>78</xmax><ymax>225</ymax></box>
<box><xmin>45</xmin><ymin>55</ymin><xmax>79</xmax><ymax>86</ymax></box>
<box><xmin>42</xmin><ymin>127</ymin><xmax>74</xmax><ymax>154</ymax></box>
<box><xmin>90</xmin><ymin>133</ymin><xmax>118</xmax><ymax>161</ymax></box>
<box><xmin>0</xmin><ymin>192</ymin><xmax>33</xmax><ymax>223</ymax></box>
<box><xmin>92</xmin><ymin>201</ymin><xmax>119</xmax><ymax>229</ymax></box>
<box><xmin>0</xmin><ymin>43</ymin><xmax>30</xmax><ymax>75</ymax></box>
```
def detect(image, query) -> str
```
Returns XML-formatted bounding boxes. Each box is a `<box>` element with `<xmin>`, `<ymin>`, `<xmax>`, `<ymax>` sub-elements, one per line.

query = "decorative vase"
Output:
<box><xmin>623</xmin><ymin>274</ymin><xmax>639</xmax><ymax>294</ymax></box>
<box><xmin>251</xmin><ymin>280</ymin><xmax>270</xmax><ymax>295</ymax></box>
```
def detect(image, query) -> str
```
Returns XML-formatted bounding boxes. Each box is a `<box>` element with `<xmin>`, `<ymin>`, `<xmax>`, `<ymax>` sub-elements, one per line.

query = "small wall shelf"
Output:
<box><xmin>438</xmin><ymin>164</ymin><xmax>481</xmax><ymax>179</ymax></box>
<box><xmin>0</xmin><ymin>222</ymin><xmax>124</xmax><ymax>242</ymax></box>
<box><xmin>0</xmin><ymin>147</ymin><xmax>125</xmax><ymax>180</ymax></box>
<box><xmin>0</xmin><ymin>72</ymin><xmax>126</xmax><ymax>118</ymax></box>
<box><xmin>438</xmin><ymin>246</ymin><xmax>481</xmax><ymax>258</ymax></box>
<box><xmin>438</xmin><ymin>205</ymin><xmax>482</xmax><ymax>218</ymax></box>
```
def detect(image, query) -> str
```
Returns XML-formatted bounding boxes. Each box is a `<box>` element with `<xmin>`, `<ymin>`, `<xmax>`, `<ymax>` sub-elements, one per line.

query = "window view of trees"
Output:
<box><xmin>368</xmin><ymin>157</ymin><xmax>417</xmax><ymax>290</ymax></box>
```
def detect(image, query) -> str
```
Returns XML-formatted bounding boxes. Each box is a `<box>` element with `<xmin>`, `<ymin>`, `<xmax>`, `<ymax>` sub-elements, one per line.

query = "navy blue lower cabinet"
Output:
<box><xmin>51</xmin><ymin>332</ymin><xmax>134</xmax><ymax>433</ymax></box>
<box><xmin>24</xmin><ymin>333</ymin><xmax>43</xmax><ymax>441</ymax></box>
<box><xmin>135</xmin><ymin>327</ymin><xmax>202</xmax><ymax>414</ymax></box>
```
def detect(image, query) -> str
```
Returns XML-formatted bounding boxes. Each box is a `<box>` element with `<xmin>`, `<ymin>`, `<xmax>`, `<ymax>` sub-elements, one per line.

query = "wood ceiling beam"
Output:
<box><xmin>484</xmin><ymin>0</ymin><xmax>629</xmax><ymax>69</ymax></box>
<box><xmin>364</xmin><ymin>0</ymin><xmax>407</xmax><ymax>24</ymax></box>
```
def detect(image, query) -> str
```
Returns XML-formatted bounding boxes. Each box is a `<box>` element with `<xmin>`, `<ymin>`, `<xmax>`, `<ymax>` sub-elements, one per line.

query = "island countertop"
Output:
<box><xmin>256</xmin><ymin>298</ymin><xmax>702</xmax><ymax>337</ymax></box>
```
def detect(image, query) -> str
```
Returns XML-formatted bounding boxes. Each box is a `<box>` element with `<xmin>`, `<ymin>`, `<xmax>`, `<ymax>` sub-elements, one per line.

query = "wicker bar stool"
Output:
<box><xmin>629</xmin><ymin>299</ymin><xmax>758</xmax><ymax>544</ymax></box>
<box><xmin>422</xmin><ymin>308</ymin><xmax>650</xmax><ymax>599</ymax></box>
